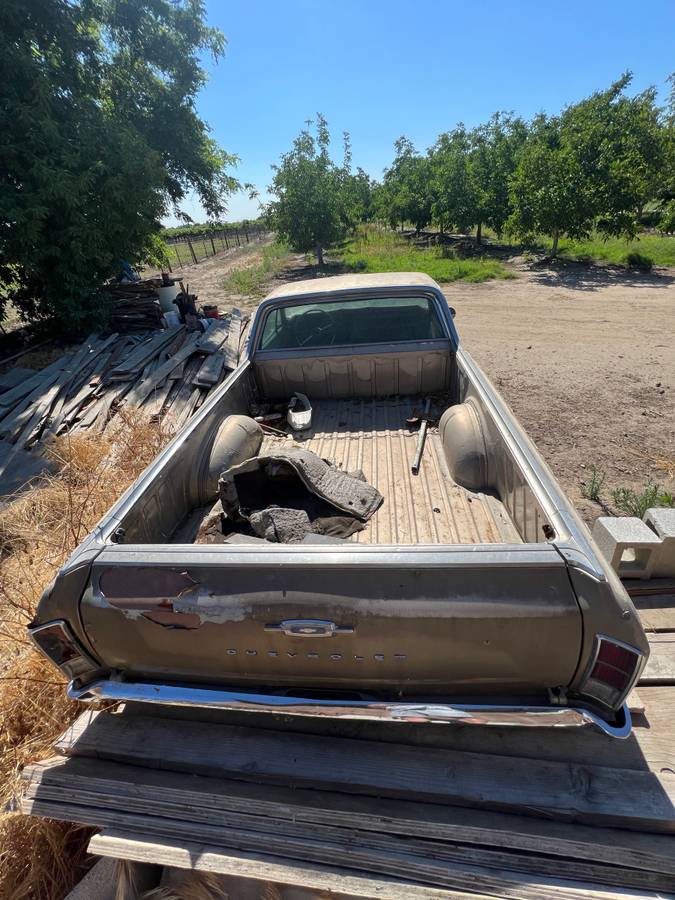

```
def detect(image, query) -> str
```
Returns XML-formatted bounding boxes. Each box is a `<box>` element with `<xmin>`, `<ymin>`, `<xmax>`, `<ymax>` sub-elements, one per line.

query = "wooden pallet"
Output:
<box><xmin>22</xmin><ymin>605</ymin><xmax>675</xmax><ymax>900</ymax></box>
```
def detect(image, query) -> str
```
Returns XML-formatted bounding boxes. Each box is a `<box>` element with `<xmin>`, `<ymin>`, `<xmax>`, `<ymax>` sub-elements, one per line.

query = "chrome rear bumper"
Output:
<box><xmin>68</xmin><ymin>679</ymin><xmax>632</xmax><ymax>739</ymax></box>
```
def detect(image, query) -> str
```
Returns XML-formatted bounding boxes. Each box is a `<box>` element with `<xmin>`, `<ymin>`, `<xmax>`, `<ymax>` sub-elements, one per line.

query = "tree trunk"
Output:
<box><xmin>550</xmin><ymin>229</ymin><xmax>559</xmax><ymax>257</ymax></box>
<box><xmin>316</xmin><ymin>244</ymin><xmax>324</xmax><ymax>266</ymax></box>
<box><xmin>476</xmin><ymin>222</ymin><xmax>482</xmax><ymax>245</ymax></box>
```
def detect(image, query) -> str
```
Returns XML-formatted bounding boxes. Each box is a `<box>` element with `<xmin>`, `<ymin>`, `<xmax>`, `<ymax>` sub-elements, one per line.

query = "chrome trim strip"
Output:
<box><xmin>247</xmin><ymin>286</ymin><xmax>459</xmax><ymax>356</ymax></box>
<box><xmin>264</xmin><ymin>619</ymin><xmax>355</xmax><ymax>637</ymax></box>
<box><xmin>68</xmin><ymin>680</ymin><xmax>632</xmax><ymax>739</ymax></box>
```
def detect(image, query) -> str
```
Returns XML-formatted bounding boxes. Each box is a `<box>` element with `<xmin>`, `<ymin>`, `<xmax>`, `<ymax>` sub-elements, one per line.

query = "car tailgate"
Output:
<box><xmin>80</xmin><ymin>545</ymin><xmax>582</xmax><ymax>695</ymax></box>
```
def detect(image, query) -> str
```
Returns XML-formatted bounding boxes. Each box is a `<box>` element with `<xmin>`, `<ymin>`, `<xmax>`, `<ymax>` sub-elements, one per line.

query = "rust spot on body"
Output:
<box><xmin>142</xmin><ymin>609</ymin><xmax>202</xmax><ymax>630</ymax></box>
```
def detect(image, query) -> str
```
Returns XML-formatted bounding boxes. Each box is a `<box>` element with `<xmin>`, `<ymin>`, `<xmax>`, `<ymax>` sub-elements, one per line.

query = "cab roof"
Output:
<box><xmin>263</xmin><ymin>271</ymin><xmax>441</xmax><ymax>302</ymax></box>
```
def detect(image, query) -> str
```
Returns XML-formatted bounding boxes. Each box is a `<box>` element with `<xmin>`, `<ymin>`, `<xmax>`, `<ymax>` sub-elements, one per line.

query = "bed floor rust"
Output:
<box><xmin>261</xmin><ymin>398</ymin><xmax>521</xmax><ymax>545</ymax></box>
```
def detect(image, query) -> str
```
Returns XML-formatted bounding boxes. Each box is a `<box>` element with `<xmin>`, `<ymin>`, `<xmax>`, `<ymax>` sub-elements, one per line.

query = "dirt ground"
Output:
<box><xmin>168</xmin><ymin>236</ymin><xmax>275</xmax><ymax>316</ymax></box>
<box><xmin>175</xmin><ymin>246</ymin><xmax>675</xmax><ymax>525</ymax></box>
<box><xmin>442</xmin><ymin>262</ymin><xmax>675</xmax><ymax>524</ymax></box>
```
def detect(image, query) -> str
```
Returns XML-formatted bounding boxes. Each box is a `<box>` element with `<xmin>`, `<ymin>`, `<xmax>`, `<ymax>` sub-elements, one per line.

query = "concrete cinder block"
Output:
<box><xmin>643</xmin><ymin>507</ymin><xmax>675</xmax><ymax>577</ymax></box>
<box><xmin>65</xmin><ymin>859</ymin><xmax>117</xmax><ymax>900</ymax></box>
<box><xmin>592</xmin><ymin>516</ymin><xmax>661</xmax><ymax>579</ymax></box>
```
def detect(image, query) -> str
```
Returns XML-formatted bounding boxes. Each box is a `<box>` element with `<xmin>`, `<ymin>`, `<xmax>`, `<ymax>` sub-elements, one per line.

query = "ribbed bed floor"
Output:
<box><xmin>261</xmin><ymin>398</ymin><xmax>522</xmax><ymax>545</ymax></box>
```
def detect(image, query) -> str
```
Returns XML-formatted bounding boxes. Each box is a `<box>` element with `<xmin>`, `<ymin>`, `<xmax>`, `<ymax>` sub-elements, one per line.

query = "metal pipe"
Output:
<box><xmin>411</xmin><ymin>398</ymin><xmax>431</xmax><ymax>475</ymax></box>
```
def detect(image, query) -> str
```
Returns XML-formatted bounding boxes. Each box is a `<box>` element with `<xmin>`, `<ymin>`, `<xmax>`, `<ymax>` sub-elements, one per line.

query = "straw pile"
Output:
<box><xmin>0</xmin><ymin>411</ymin><xmax>173</xmax><ymax>899</ymax></box>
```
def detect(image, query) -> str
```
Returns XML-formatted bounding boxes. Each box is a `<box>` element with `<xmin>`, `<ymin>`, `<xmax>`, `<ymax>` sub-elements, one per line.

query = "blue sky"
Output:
<box><xmin>168</xmin><ymin>0</ymin><xmax>675</xmax><ymax>224</ymax></box>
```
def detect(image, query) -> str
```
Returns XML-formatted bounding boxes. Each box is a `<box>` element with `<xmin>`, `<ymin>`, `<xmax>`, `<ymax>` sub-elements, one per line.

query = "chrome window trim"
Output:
<box><xmin>248</xmin><ymin>287</ymin><xmax>458</xmax><ymax>356</ymax></box>
<box><xmin>68</xmin><ymin>679</ymin><xmax>632</xmax><ymax>739</ymax></box>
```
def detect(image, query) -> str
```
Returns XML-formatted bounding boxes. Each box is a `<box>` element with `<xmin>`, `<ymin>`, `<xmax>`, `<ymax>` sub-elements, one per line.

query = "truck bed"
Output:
<box><xmin>261</xmin><ymin>398</ymin><xmax>521</xmax><ymax>545</ymax></box>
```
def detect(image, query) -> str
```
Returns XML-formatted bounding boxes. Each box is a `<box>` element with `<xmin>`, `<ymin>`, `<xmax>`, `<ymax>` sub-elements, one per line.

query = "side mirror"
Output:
<box><xmin>449</xmin><ymin>306</ymin><xmax>456</xmax><ymax>318</ymax></box>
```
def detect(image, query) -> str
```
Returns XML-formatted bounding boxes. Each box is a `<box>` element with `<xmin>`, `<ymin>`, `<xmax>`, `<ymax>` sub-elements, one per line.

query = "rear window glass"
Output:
<box><xmin>259</xmin><ymin>296</ymin><xmax>445</xmax><ymax>351</ymax></box>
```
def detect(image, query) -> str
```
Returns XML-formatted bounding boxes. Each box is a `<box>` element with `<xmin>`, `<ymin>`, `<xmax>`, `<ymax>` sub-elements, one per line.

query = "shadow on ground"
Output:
<box><xmin>524</xmin><ymin>257</ymin><xmax>675</xmax><ymax>292</ymax></box>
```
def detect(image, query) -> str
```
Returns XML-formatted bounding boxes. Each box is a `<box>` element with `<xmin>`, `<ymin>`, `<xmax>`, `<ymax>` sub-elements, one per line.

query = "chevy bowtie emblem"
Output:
<box><xmin>264</xmin><ymin>619</ymin><xmax>354</xmax><ymax>638</ymax></box>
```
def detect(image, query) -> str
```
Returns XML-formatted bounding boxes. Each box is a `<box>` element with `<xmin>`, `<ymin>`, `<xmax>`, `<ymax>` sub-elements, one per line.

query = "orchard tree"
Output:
<box><xmin>508</xmin><ymin>114</ymin><xmax>588</xmax><ymax>256</ymax></box>
<box><xmin>429</xmin><ymin>126</ymin><xmax>477</xmax><ymax>236</ymax></box>
<box><xmin>338</xmin><ymin>131</ymin><xmax>375</xmax><ymax>225</ymax></box>
<box><xmin>509</xmin><ymin>74</ymin><xmax>665</xmax><ymax>255</ymax></box>
<box><xmin>267</xmin><ymin>116</ymin><xmax>354</xmax><ymax>265</ymax></box>
<box><xmin>0</xmin><ymin>0</ymin><xmax>240</xmax><ymax>329</ymax></box>
<box><xmin>380</xmin><ymin>137</ymin><xmax>433</xmax><ymax>233</ymax></box>
<box><xmin>658</xmin><ymin>73</ymin><xmax>675</xmax><ymax>232</ymax></box>
<box><xmin>469</xmin><ymin>113</ymin><xmax>528</xmax><ymax>243</ymax></box>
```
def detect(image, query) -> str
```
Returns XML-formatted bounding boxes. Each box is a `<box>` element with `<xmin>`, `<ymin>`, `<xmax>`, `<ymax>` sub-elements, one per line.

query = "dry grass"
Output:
<box><xmin>625</xmin><ymin>445</ymin><xmax>675</xmax><ymax>481</ymax></box>
<box><xmin>0</xmin><ymin>409</ymin><xmax>173</xmax><ymax>900</ymax></box>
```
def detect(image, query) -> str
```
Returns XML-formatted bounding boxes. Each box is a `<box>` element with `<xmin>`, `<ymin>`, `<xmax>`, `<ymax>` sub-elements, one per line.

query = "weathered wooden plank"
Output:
<box><xmin>0</xmin><ymin>443</ymin><xmax>54</xmax><ymax>496</ymax></box>
<box><xmin>625</xmin><ymin>578</ymin><xmax>675</xmax><ymax>598</ymax></box>
<box><xmin>142</xmin><ymin>377</ymin><xmax>174</xmax><ymax>417</ymax></box>
<box><xmin>108</xmin><ymin>326</ymin><xmax>183</xmax><ymax>379</ymax></box>
<box><xmin>0</xmin><ymin>357</ymin><xmax>75</xmax><ymax>441</ymax></box>
<box><xmin>221</xmin><ymin>309</ymin><xmax>242</xmax><ymax>370</ymax></box>
<box><xmin>193</xmin><ymin>351</ymin><xmax>224</xmax><ymax>387</ymax></box>
<box><xmin>635</xmin><ymin>596</ymin><xmax>675</xmax><ymax>633</ymax></box>
<box><xmin>163</xmin><ymin>358</ymin><xmax>202</xmax><ymax>430</ymax></box>
<box><xmin>54</xmin><ymin>347</ymin><xmax>121</xmax><ymax>432</ymax></box>
<box><xmin>0</xmin><ymin>353</ymin><xmax>76</xmax><ymax>412</ymax></box>
<box><xmin>195</xmin><ymin>319</ymin><xmax>229</xmax><ymax>354</ymax></box>
<box><xmin>641</xmin><ymin>633</ymin><xmax>675</xmax><ymax>685</ymax></box>
<box><xmin>22</xmin><ymin>797</ymin><xmax>658</xmax><ymax>900</ymax></box>
<box><xmin>173</xmin><ymin>387</ymin><xmax>203</xmax><ymax>429</ymax></box>
<box><xmin>18</xmin><ymin>337</ymin><xmax>118</xmax><ymax>446</ymax></box>
<box><xmin>167</xmin><ymin>358</ymin><xmax>185</xmax><ymax>381</ymax></box>
<box><xmin>91</xmin><ymin>832</ymin><xmax>488</xmax><ymax>900</ymax></box>
<box><xmin>15</xmin><ymin>379</ymin><xmax>65</xmax><ymax>448</ymax></box>
<box><xmin>627</xmin><ymin>688</ymin><xmax>645</xmax><ymax>715</ymax></box>
<box><xmin>22</xmin><ymin>758</ymin><xmax>675</xmax><ymax>892</ymax></box>
<box><xmin>124</xmin><ymin>334</ymin><xmax>200</xmax><ymax>407</ymax></box>
<box><xmin>55</xmin><ymin>711</ymin><xmax>675</xmax><ymax>832</ymax></box>
<box><xmin>25</xmin><ymin>755</ymin><xmax>675</xmax><ymax>875</ymax></box>
<box><xmin>0</xmin><ymin>367</ymin><xmax>36</xmax><ymax>392</ymax></box>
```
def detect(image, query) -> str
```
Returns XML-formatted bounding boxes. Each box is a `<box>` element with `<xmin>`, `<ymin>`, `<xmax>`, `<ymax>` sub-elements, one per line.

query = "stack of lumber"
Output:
<box><xmin>0</xmin><ymin>309</ymin><xmax>246</xmax><ymax>492</ymax></box>
<box><xmin>21</xmin><ymin>585</ymin><xmax>675</xmax><ymax>900</ymax></box>
<box><xmin>101</xmin><ymin>279</ymin><xmax>165</xmax><ymax>332</ymax></box>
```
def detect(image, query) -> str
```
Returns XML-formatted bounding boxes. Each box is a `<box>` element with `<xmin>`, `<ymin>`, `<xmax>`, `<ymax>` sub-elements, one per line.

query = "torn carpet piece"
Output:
<box><xmin>219</xmin><ymin>446</ymin><xmax>383</xmax><ymax>543</ymax></box>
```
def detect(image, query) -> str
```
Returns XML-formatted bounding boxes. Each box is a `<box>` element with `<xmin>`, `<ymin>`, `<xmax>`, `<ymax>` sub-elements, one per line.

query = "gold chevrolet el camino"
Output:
<box><xmin>30</xmin><ymin>273</ymin><xmax>648</xmax><ymax>738</ymax></box>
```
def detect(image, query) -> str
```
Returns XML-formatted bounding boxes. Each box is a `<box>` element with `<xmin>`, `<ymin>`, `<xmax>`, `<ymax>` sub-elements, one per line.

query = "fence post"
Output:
<box><xmin>187</xmin><ymin>238</ymin><xmax>198</xmax><ymax>265</ymax></box>
<box><xmin>244</xmin><ymin>227</ymin><xmax>250</xmax><ymax>243</ymax></box>
<box><xmin>174</xmin><ymin>243</ymin><xmax>183</xmax><ymax>268</ymax></box>
<box><xmin>235</xmin><ymin>231</ymin><xmax>241</xmax><ymax>247</ymax></box>
<box><xmin>210</xmin><ymin>235</ymin><xmax>217</xmax><ymax>256</ymax></box>
<box><xmin>220</xmin><ymin>231</ymin><xmax>225</xmax><ymax>250</ymax></box>
<box><xmin>224</xmin><ymin>231</ymin><xmax>229</xmax><ymax>250</ymax></box>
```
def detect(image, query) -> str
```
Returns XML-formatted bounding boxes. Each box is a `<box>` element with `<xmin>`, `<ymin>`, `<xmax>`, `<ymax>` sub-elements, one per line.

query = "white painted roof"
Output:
<box><xmin>263</xmin><ymin>271</ymin><xmax>441</xmax><ymax>301</ymax></box>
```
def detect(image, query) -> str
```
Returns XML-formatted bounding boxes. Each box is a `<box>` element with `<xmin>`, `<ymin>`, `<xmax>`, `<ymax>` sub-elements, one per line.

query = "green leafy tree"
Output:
<box><xmin>658</xmin><ymin>73</ymin><xmax>675</xmax><ymax>232</ymax></box>
<box><xmin>379</xmin><ymin>137</ymin><xmax>433</xmax><ymax>234</ymax></box>
<box><xmin>0</xmin><ymin>0</ymin><xmax>239</xmax><ymax>329</ymax></box>
<box><xmin>429</xmin><ymin>126</ymin><xmax>477</xmax><ymax>236</ymax></box>
<box><xmin>267</xmin><ymin>116</ymin><xmax>355</xmax><ymax>265</ymax></box>
<box><xmin>469</xmin><ymin>113</ymin><xmax>528</xmax><ymax>243</ymax></box>
<box><xmin>509</xmin><ymin>74</ymin><xmax>664</xmax><ymax>255</ymax></box>
<box><xmin>508</xmin><ymin>113</ymin><xmax>587</xmax><ymax>255</ymax></box>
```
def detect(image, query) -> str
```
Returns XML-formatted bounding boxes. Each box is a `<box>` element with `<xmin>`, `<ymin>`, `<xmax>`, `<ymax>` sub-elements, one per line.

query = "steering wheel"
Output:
<box><xmin>292</xmin><ymin>308</ymin><xmax>336</xmax><ymax>347</ymax></box>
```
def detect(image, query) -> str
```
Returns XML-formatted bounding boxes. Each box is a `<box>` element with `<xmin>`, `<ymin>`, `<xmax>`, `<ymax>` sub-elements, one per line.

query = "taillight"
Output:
<box><xmin>28</xmin><ymin>620</ymin><xmax>97</xmax><ymax>681</ymax></box>
<box><xmin>580</xmin><ymin>635</ymin><xmax>644</xmax><ymax>709</ymax></box>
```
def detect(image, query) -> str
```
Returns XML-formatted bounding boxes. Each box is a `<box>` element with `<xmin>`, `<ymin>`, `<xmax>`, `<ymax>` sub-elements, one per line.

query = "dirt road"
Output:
<box><xmin>183</xmin><ymin>246</ymin><xmax>675</xmax><ymax>524</ymax></box>
<box><xmin>165</xmin><ymin>236</ymin><xmax>274</xmax><ymax>315</ymax></box>
<box><xmin>443</xmin><ymin>263</ymin><xmax>675</xmax><ymax>523</ymax></box>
